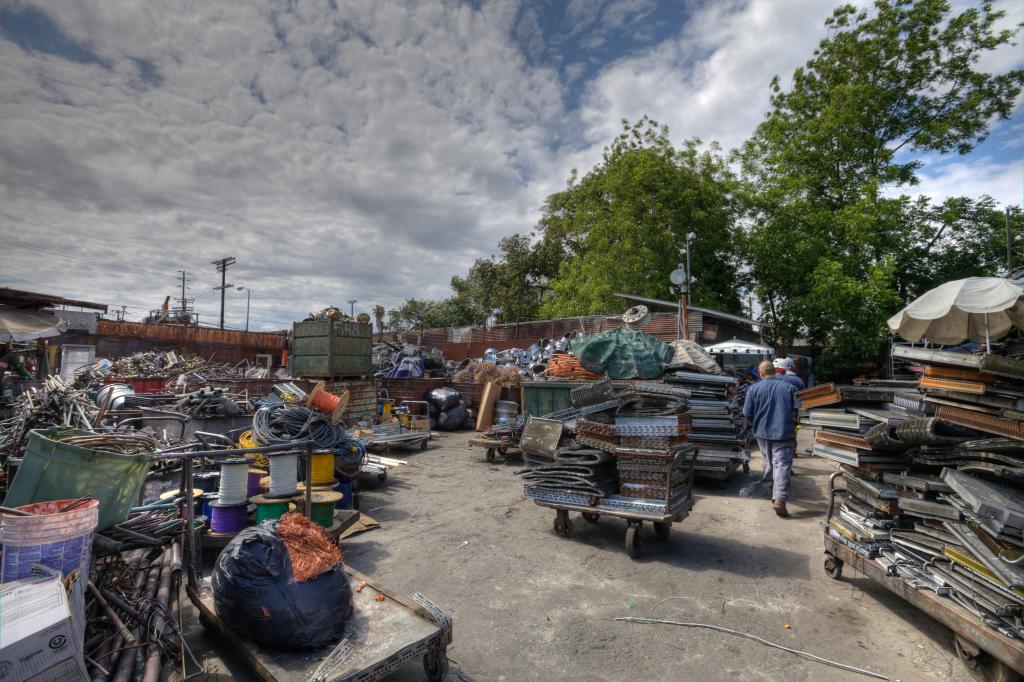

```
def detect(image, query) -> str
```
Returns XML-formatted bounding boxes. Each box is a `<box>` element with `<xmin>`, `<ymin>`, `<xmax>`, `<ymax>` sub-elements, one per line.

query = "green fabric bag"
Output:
<box><xmin>3</xmin><ymin>428</ymin><xmax>154</xmax><ymax>531</ymax></box>
<box><xmin>570</xmin><ymin>327</ymin><xmax>674</xmax><ymax>380</ymax></box>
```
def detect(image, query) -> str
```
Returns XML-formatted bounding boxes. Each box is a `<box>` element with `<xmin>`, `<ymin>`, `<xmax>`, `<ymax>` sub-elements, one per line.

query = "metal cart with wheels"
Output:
<box><xmin>468</xmin><ymin>436</ymin><xmax>521</xmax><ymax>462</ymax></box>
<box><xmin>823</xmin><ymin>472</ymin><xmax>1024</xmax><ymax>680</ymax></box>
<box><xmin>528</xmin><ymin>447</ymin><xmax>698</xmax><ymax>559</ymax></box>
<box><xmin>189</xmin><ymin>565</ymin><xmax>453</xmax><ymax>681</ymax></box>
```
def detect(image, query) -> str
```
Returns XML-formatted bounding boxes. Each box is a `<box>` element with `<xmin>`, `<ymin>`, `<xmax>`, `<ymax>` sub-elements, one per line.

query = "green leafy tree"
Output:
<box><xmin>741</xmin><ymin>0</ymin><xmax>1024</xmax><ymax>368</ymax></box>
<box><xmin>538</xmin><ymin>117</ymin><xmax>742</xmax><ymax>317</ymax></box>
<box><xmin>372</xmin><ymin>304</ymin><xmax>386</xmax><ymax>333</ymax></box>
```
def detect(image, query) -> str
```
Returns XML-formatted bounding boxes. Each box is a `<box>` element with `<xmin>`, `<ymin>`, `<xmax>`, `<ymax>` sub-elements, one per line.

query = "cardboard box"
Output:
<box><xmin>0</xmin><ymin>568</ymin><xmax>88</xmax><ymax>682</ymax></box>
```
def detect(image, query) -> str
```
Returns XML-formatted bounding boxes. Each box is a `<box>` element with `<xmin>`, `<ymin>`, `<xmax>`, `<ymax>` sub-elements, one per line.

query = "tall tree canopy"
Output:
<box><xmin>538</xmin><ymin>117</ymin><xmax>743</xmax><ymax>317</ymax></box>
<box><xmin>742</xmin><ymin>0</ymin><xmax>1024</xmax><ymax>369</ymax></box>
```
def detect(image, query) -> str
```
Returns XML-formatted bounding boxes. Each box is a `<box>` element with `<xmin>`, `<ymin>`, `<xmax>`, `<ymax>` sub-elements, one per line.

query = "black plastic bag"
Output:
<box><xmin>426</xmin><ymin>387</ymin><xmax>462</xmax><ymax>413</ymax></box>
<box><xmin>437</xmin><ymin>403</ymin><xmax>468</xmax><ymax>431</ymax></box>
<box><xmin>211</xmin><ymin>521</ymin><xmax>353</xmax><ymax>651</ymax></box>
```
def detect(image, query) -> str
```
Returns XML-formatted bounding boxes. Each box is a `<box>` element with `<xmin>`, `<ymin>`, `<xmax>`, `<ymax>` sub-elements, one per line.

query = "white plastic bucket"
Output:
<box><xmin>0</xmin><ymin>499</ymin><xmax>100</xmax><ymax>583</ymax></box>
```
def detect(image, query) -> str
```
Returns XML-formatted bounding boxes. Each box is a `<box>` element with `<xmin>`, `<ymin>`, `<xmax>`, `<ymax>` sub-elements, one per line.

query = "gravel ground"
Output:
<box><xmin>186</xmin><ymin>428</ymin><xmax>977</xmax><ymax>681</ymax></box>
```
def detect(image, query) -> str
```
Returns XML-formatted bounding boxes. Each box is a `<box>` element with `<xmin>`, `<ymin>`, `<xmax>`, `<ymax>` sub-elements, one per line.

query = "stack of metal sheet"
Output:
<box><xmin>817</xmin><ymin>347</ymin><xmax>1024</xmax><ymax>640</ymax></box>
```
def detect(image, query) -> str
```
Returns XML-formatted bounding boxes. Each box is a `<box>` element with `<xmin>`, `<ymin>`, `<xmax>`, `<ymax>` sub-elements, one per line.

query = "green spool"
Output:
<box><xmin>311</xmin><ymin>502</ymin><xmax>334</xmax><ymax>528</ymax></box>
<box><xmin>308</xmin><ymin>491</ymin><xmax>342</xmax><ymax>528</ymax></box>
<box><xmin>250</xmin><ymin>494</ymin><xmax>292</xmax><ymax>523</ymax></box>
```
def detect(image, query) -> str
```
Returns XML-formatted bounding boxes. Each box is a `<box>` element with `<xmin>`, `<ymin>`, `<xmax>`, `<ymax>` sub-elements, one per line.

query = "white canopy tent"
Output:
<box><xmin>0</xmin><ymin>307</ymin><xmax>66</xmax><ymax>343</ymax></box>
<box><xmin>704</xmin><ymin>338</ymin><xmax>775</xmax><ymax>355</ymax></box>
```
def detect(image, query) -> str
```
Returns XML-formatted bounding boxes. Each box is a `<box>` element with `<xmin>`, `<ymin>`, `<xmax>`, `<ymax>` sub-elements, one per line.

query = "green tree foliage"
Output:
<box><xmin>741</xmin><ymin>0</ymin><xmax>1023</xmax><ymax>367</ymax></box>
<box><xmin>538</xmin><ymin>117</ymin><xmax>742</xmax><ymax>317</ymax></box>
<box><xmin>372</xmin><ymin>304</ymin><xmax>386</xmax><ymax>333</ymax></box>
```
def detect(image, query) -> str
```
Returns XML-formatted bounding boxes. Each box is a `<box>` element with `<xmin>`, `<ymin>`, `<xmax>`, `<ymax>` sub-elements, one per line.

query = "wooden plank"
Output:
<box><xmin>475</xmin><ymin>381</ymin><xmax>500</xmax><ymax>431</ymax></box>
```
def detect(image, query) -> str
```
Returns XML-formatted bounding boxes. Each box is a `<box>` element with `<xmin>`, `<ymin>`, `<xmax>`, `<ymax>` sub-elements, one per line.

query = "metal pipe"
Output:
<box><xmin>87</xmin><ymin>582</ymin><xmax>137</xmax><ymax>647</ymax></box>
<box><xmin>141</xmin><ymin>550</ymin><xmax>173</xmax><ymax>682</ymax></box>
<box><xmin>305</xmin><ymin>441</ymin><xmax>313</xmax><ymax>519</ymax></box>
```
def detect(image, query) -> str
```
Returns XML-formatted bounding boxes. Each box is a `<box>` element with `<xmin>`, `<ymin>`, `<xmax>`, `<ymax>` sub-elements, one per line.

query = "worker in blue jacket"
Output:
<box><xmin>743</xmin><ymin>359</ymin><xmax>798</xmax><ymax>517</ymax></box>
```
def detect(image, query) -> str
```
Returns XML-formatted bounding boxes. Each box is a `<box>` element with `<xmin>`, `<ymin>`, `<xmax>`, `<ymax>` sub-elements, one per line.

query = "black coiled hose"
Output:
<box><xmin>251</xmin><ymin>404</ymin><xmax>348</xmax><ymax>449</ymax></box>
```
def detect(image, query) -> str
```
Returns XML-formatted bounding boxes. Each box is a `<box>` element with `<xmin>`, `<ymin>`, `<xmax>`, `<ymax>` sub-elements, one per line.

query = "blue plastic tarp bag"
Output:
<box><xmin>386</xmin><ymin>357</ymin><xmax>425</xmax><ymax>378</ymax></box>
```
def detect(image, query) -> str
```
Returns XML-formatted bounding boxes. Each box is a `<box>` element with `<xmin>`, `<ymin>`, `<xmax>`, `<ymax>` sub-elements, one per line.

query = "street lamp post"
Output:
<box><xmin>236</xmin><ymin>286</ymin><xmax>251</xmax><ymax>332</ymax></box>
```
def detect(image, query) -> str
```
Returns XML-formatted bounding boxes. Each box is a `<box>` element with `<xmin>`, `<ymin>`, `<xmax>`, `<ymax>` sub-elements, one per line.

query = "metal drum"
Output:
<box><xmin>96</xmin><ymin>383</ymin><xmax>136</xmax><ymax>411</ymax></box>
<box><xmin>494</xmin><ymin>400</ymin><xmax>519</xmax><ymax>425</ymax></box>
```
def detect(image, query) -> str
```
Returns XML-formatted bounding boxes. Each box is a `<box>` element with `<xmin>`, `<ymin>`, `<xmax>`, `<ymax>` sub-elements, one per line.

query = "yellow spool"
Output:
<box><xmin>310</xmin><ymin>452</ymin><xmax>334</xmax><ymax>485</ymax></box>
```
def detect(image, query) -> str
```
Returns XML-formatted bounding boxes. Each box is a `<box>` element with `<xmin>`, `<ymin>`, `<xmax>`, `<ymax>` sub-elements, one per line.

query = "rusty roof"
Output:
<box><xmin>0</xmin><ymin>288</ymin><xmax>108</xmax><ymax>312</ymax></box>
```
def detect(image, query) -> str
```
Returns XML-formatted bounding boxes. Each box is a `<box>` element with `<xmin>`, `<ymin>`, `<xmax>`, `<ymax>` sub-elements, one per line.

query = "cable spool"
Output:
<box><xmin>309</xmin><ymin>491</ymin><xmax>342</xmax><ymax>528</ymax></box>
<box><xmin>310</xmin><ymin>452</ymin><xmax>335</xmax><ymax>485</ymax></box>
<box><xmin>622</xmin><ymin>305</ymin><xmax>651</xmax><ymax>328</ymax></box>
<box><xmin>209</xmin><ymin>501</ymin><xmax>248</xmax><ymax>534</ymax></box>
<box><xmin>307</xmin><ymin>381</ymin><xmax>350</xmax><ymax>424</ymax></box>
<box><xmin>247</xmin><ymin>468</ymin><xmax>267</xmax><ymax>497</ymax></box>
<box><xmin>250</xmin><ymin>494</ymin><xmax>294</xmax><ymax>523</ymax></box>
<box><xmin>265</xmin><ymin>452</ymin><xmax>299</xmax><ymax>499</ymax></box>
<box><xmin>218</xmin><ymin>458</ymin><xmax>255</xmax><ymax>506</ymax></box>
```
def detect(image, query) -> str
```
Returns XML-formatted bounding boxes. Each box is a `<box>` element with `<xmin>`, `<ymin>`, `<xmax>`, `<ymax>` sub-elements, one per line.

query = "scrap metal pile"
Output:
<box><xmin>520</xmin><ymin>377</ymin><xmax>723</xmax><ymax>516</ymax></box>
<box><xmin>73</xmin><ymin>351</ymin><xmax>243</xmax><ymax>388</ymax></box>
<box><xmin>806</xmin><ymin>346</ymin><xmax>1024</xmax><ymax>640</ymax></box>
<box><xmin>0</xmin><ymin>376</ymin><xmax>99</xmax><ymax>457</ymax></box>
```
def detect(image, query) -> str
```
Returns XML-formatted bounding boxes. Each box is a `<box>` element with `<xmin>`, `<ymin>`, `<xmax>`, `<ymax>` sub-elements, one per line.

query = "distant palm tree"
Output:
<box><xmin>373</xmin><ymin>305</ymin><xmax>386</xmax><ymax>333</ymax></box>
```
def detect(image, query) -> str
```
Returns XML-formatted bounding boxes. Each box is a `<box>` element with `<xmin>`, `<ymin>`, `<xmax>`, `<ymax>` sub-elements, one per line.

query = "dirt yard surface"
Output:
<box><xmin>189</xmin><ymin>428</ymin><xmax>978</xmax><ymax>681</ymax></box>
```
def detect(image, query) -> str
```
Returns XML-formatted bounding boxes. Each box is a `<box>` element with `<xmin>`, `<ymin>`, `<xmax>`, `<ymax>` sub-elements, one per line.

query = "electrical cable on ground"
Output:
<box><xmin>615</xmin><ymin>617</ymin><xmax>890</xmax><ymax>680</ymax></box>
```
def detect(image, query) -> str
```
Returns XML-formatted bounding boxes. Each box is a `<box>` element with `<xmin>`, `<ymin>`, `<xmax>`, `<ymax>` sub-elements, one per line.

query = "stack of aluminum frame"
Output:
<box><xmin>817</xmin><ymin>347</ymin><xmax>1024</xmax><ymax>642</ymax></box>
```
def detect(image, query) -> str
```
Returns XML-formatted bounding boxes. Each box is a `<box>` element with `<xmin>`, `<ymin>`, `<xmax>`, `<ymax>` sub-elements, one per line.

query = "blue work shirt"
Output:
<box><xmin>742</xmin><ymin>376</ymin><xmax>797</xmax><ymax>441</ymax></box>
<box><xmin>779</xmin><ymin>373</ymin><xmax>805</xmax><ymax>391</ymax></box>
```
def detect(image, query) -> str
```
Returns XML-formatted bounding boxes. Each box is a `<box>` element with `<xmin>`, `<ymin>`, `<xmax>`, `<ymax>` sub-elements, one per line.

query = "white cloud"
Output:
<box><xmin>0</xmin><ymin>0</ymin><xmax>1021</xmax><ymax>333</ymax></box>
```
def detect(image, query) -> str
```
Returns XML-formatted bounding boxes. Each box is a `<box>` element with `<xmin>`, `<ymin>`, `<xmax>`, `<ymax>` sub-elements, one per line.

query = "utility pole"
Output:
<box><xmin>236</xmin><ymin>286</ymin><xmax>251</xmax><ymax>332</ymax></box>
<box><xmin>1007</xmin><ymin>207</ymin><xmax>1014</xmax><ymax>276</ymax></box>
<box><xmin>347</xmin><ymin>299</ymin><xmax>357</xmax><ymax>318</ymax></box>
<box><xmin>211</xmin><ymin>257</ymin><xmax>236</xmax><ymax>329</ymax></box>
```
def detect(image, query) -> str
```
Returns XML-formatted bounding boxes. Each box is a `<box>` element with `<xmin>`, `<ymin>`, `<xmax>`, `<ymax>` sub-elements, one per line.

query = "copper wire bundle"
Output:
<box><xmin>276</xmin><ymin>512</ymin><xmax>343</xmax><ymax>582</ymax></box>
<box><xmin>543</xmin><ymin>353</ymin><xmax>602</xmax><ymax>380</ymax></box>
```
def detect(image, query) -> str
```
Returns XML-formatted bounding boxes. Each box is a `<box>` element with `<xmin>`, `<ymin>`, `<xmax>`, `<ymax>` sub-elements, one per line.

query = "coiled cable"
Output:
<box><xmin>252</xmin><ymin>404</ymin><xmax>348</xmax><ymax>448</ymax></box>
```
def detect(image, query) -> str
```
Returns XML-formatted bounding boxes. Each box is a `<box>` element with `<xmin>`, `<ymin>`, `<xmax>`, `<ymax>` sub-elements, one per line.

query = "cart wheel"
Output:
<box><xmin>423</xmin><ymin>647</ymin><xmax>449</xmax><ymax>681</ymax></box>
<box><xmin>653</xmin><ymin>522</ymin><xmax>671</xmax><ymax>541</ymax></box>
<box><xmin>377</xmin><ymin>470</ymin><xmax>388</xmax><ymax>483</ymax></box>
<box><xmin>625</xmin><ymin>523</ymin><xmax>642</xmax><ymax>558</ymax></box>
<box><xmin>582</xmin><ymin>512</ymin><xmax>600</xmax><ymax>524</ymax></box>
<box><xmin>420</xmin><ymin>438</ymin><xmax>428</xmax><ymax>450</ymax></box>
<box><xmin>742</xmin><ymin>461</ymin><xmax>750</xmax><ymax>474</ymax></box>
<box><xmin>499</xmin><ymin>446</ymin><xmax>508</xmax><ymax>456</ymax></box>
<box><xmin>553</xmin><ymin>509</ymin><xmax>573</xmax><ymax>537</ymax></box>
<box><xmin>485</xmin><ymin>448</ymin><xmax>495</xmax><ymax>462</ymax></box>
<box><xmin>824</xmin><ymin>555</ymin><xmax>843</xmax><ymax>580</ymax></box>
<box><xmin>955</xmin><ymin>635</ymin><xmax>1020</xmax><ymax>681</ymax></box>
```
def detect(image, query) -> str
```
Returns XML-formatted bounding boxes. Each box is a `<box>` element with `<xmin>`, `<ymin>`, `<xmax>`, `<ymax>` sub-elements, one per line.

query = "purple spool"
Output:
<box><xmin>209</xmin><ymin>502</ymin><xmax>248</xmax><ymax>534</ymax></box>
<box><xmin>247</xmin><ymin>468</ymin><xmax>266</xmax><ymax>497</ymax></box>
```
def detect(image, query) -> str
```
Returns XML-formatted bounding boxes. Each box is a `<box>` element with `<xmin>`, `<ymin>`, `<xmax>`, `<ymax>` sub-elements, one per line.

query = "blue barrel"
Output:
<box><xmin>334</xmin><ymin>476</ymin><xmax>354</xmax><ymax>510</ymax></box>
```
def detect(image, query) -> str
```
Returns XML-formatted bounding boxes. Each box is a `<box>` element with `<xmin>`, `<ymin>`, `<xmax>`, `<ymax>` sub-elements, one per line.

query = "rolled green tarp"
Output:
<box><xmin>570</xmin><ymin>327</ymin><xmax>674</xmax><ymax>380</ymax></box>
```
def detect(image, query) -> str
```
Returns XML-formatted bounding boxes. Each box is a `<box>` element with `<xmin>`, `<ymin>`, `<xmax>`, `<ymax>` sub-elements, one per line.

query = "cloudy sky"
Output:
<box><xmin>0</xmin><ymin>0</ymin><xmax>1021</xmax><ymax>331</ymax></box>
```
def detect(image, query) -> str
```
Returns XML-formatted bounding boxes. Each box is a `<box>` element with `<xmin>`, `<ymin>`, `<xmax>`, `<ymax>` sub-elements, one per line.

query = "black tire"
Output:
<box><xmin>377</xmin><ymin>470</ymin><xmax>388</xmax><ymax>483</ymax></box>
<box><xmin>486</xmin><ymin>448</ymin><xmax>495</xmax><ymax>462</ymax></box>
<box><xmin>742</xmin><ymin>461</ymin><xmax>750</xmax><ymax>474</ymax></box>
<box><xmin>824</xmin><ymin>556</ymin><xmax>843</xmax><ymax>580</ymax></box>
<box><xmin>554</xmin><ymin>510</ymin><xmax>573</xmax><ymax>537</ymax></box>
<box><xmin>582</xmin><ymin>512</ymin><xmax>600</xmax><ymax>524</ymax></box>
<box><xmin>423</xmin><ymin>648</ymin><xmax>450</xmax><ymax>681</ymax></box>
<box><xmin>653</xmin><ymin>522</ymin><xmax>671</xmax><ymax>541</ymax></box>
<box><xmin>625</xmin><ymin>523</ymin><xmax>642</xmax><ymax>558</ymax></box>
<box><xmin>420</xmin><ymin>438</ymin><xmax>428</xmax><ymax>450</ymax></box>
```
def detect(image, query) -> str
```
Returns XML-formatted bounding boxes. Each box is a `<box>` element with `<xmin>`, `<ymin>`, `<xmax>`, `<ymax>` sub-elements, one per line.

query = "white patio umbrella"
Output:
<box><xmin>886</xmin><ymin>277</ymin><xmax>1024</xmax><ymax>352</ymax></box>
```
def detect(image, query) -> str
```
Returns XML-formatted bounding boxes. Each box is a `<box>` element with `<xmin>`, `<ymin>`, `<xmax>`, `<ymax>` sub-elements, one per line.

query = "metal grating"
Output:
<box><xmin>815</xmin><ymin>431</ymin><xmax>869</xmax><ymax>450</ymax></box>
<box><xmin>981</xmin><ymin>354</ymin><xmax>1024</xmax><ymax>380</ymax></box>
<box><xmin>935</xmin><ymin>404</ymin><xmax>1024</xmax><ymax>442</ymax></box>
<box><xmin>919</xmin><ymin>376</ymin><xmax>987</xmax><ymax>394</ymax></box>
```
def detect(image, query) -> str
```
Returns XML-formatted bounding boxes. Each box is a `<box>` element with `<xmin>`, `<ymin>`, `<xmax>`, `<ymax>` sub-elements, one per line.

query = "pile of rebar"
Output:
<box><xmin>0</xmin><ymin>375</ymin><xmax>99</xmax><ymax>456</ymax></box>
